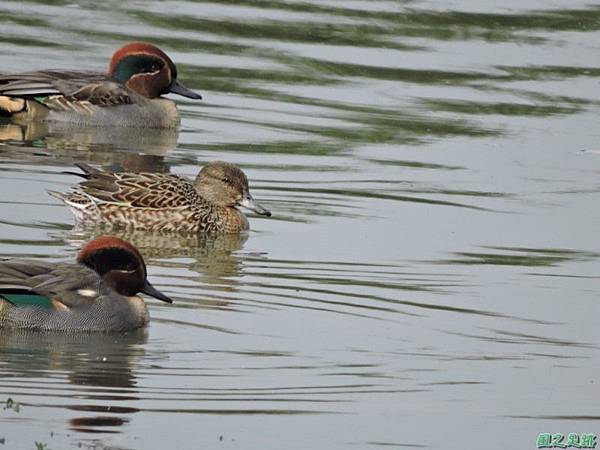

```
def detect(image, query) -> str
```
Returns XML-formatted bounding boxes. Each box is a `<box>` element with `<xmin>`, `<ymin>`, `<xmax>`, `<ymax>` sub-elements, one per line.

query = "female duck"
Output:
<box><xmin>50</xmin><ymin>161</ymin><xmax>271</xmax><ymax>233</ymax></box>
<box><xmin>0</xmin><ymin>42</ymin><xmax>201</xmax><ymax>128</ymax></box>
<box><xmin>0</xmin><ymin>236</ymin><xmax>172</xmax><ymax>332</ymax></box>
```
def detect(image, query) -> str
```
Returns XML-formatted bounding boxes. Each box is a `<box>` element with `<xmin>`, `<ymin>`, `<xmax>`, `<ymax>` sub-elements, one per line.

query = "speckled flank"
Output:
<box><xmin>90</xmin><ymin>204</ymin><xmax>249</xmax><ymax>233</ymax></box>
<box><xmin>53</xmin><ymin>162</ymin><xmax>266</xmax><ymax>233</ymax></box>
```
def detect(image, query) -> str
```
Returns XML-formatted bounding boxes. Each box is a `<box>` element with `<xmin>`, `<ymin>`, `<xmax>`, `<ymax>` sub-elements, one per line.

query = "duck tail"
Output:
<box><xmin>48</xmin><ymin>189</ymin><xmax>96</xmax><ymax>224</ymax></box>
<box><xmin>47</xmin><ymin>190</ymin><xmax>67</xmax><ymax>201</ymax></box>
<box><xmin>0</xmin><ymin>96</ymin><xmax>25</xmax><ymax>116</ymax></box>
<box><xmin>62</xmin><ymin>163</ymin><xmax>100</xmax><ymax>179</ymax></box>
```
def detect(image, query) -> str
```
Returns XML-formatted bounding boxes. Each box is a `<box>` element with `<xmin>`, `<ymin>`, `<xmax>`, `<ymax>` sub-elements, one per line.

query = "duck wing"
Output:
<box><xmin>68</xmin><ymin>163</ymin><xmax>197</xmax><ymax>209</ymax></box>
<box><xmin>0</xmin><ymin>70</ymin><xmax>135</xmax><ymax>108</ymax></box>
<box><xmin>0</xmin><ymin>259</ymin><xmax>106</xmax><ymax>309</ymax></box>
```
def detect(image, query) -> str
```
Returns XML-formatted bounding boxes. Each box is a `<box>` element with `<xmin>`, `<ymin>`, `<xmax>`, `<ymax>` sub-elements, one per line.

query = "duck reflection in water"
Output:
<box><xmin>0</xmin><ymin>328</ymin><xmax>150</xmax><ymax>434</ymax></box>
<box><xmin>62</xmin><ymin>228</ymin><xmax>250</xmax><ymax>289</ymax></box>
<box><xmin>0</xmin><ymin>120</ymin><xmax>178</xmax><ymax>164</ymax></box>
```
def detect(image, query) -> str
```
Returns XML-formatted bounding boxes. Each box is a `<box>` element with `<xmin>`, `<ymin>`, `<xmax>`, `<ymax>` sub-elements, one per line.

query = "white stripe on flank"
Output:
<box><xmin>77</xmin><ymin>289</ymin><xmax>97</xmax><ymax>297</ymax></box>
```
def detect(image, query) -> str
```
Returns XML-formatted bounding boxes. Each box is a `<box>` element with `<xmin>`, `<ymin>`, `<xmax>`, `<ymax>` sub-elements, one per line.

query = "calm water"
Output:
<box><xmin>0</xmin><ymin>1</ymin><xmax>600</xmax><ymax>449</ymax></box>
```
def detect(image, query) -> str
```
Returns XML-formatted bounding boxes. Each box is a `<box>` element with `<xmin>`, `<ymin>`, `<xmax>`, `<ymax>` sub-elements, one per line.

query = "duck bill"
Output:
<box><xmin>168</xmin><ymin>79</ymin><xmax>202</xmax><ymax>99</ymax></box>
<box><xmin>239</xmin><ymin>193</ymin><xmax>271</xmax><ymax>217</ymax></box>
<box><xmin>140</xmin><ymin>280</ymin><xmax>173</xmax><ymax>304</ymax></box>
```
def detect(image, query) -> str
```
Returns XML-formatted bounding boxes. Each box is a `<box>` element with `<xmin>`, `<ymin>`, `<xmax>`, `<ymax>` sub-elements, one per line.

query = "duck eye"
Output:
<box><xmin>222</xmin><ymin>177</ymin><xmax>230</xmax><ymax>183</ymax></box>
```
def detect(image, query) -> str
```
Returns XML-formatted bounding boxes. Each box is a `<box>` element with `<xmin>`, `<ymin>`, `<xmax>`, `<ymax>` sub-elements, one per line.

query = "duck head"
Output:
<box><xmin>108</xmin><ymin>42</ymin><xmax>202</xmax><ymax>100</ymax></box>
<box><xmin>77</xmin><ymin>236</ymin><xmax>172</xmax><ymax>303</ymax></box>
<box><xmin>194</xmin><ymin>161</ymin><xmax>271</xmax><ymax>216</ymax></box>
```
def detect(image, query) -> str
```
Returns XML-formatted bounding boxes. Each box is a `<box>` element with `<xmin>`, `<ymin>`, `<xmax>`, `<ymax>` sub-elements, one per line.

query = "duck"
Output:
<box><xmin>0</xmin><ymin>42</ymin><xmax>202</xmax><ymax>128</ymax></box>
<box><xmin>49</xmin><ymin>161</ymin><xmax>272</xmax><ymax>233</ymax></box>
<box><xmin>0</xmin><ymin>236</ymin><xmax>172</xmax><ymax>332</ymax></box>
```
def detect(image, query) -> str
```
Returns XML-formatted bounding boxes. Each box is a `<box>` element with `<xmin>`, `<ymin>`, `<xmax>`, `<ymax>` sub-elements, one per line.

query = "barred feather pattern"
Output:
<box><xmin>0</xmin><ymin>71</ymin><xmax>131</xmax><ymax>106</ymax></box>
<box><xmin>0</xmin><ymin>260</ymin><xmax>149</xmax><ymax>332</ymax></box>
<box><xmin>57</xmin><ymin>171</ymin><xmax>249</xmax><ymax>233</ymax></box>
<box><xmin>0</xmin><ymin>298</ymin><xmax>149</xmax><ymax>332</ymax></box>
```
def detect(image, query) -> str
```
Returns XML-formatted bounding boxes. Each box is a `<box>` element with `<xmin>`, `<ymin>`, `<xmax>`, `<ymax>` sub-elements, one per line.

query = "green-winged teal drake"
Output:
<box><xmin>0</xmin><ymin>42</ymin><xmax>201</xmax><ymax>128</ymax></box>
<box><xmin>0</xmin><ymin>236</ymin><xmax>172</xmax><ymax>332</ymax></box>
<box><xmin>50</xmin><ymin>161</ymin><xmax>272</xmax><ymax>233</ymax></box>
